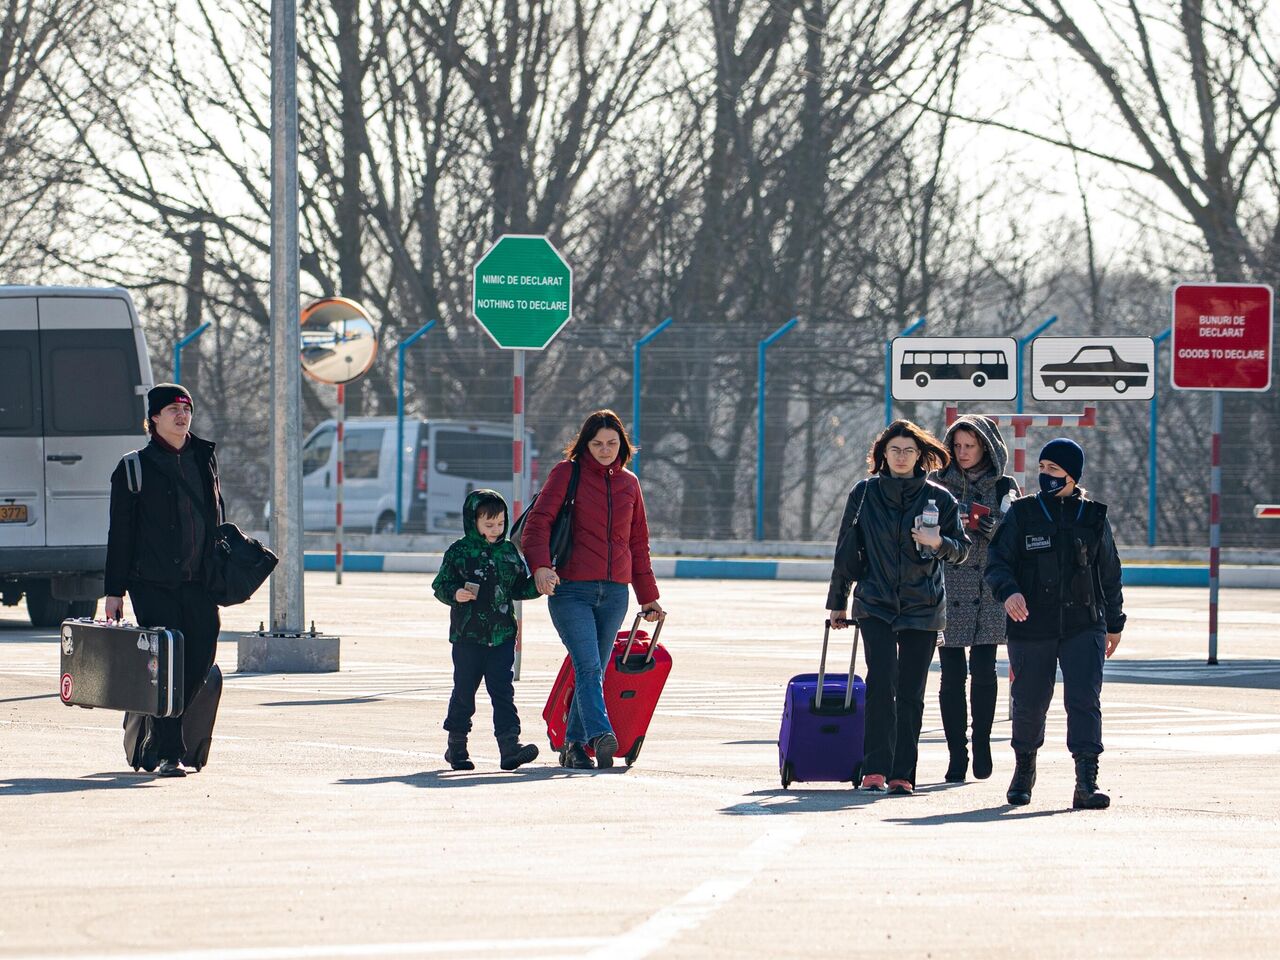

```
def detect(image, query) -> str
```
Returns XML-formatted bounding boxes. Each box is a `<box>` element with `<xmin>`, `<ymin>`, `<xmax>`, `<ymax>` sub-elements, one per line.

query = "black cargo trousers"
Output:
<box><xmin>128</xmin><ymin>581</ymin><xmax>220</xmax><ymax>761</ymax></box>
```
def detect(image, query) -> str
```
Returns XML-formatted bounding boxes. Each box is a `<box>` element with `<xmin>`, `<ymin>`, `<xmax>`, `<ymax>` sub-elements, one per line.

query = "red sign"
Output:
<box><xmin>1171</xmin><ymin>283</ymin><xmax>1273</xmax><ymax>391</ymax></box>
<box><xmin>60</xmin><ymin>673</ymin><xmax>73</xmax><ymax>702</ymax></box>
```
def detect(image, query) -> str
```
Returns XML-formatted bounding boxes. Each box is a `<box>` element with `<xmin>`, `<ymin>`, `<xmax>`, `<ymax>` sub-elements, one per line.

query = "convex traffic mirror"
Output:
<box><xmin>300</xmin><ymin>297</ymin><xmax>378</xmax><ymax>385</ymax></box>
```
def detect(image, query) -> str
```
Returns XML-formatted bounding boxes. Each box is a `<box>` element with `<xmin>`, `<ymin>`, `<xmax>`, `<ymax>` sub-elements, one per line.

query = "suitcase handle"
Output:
<box><xmin>816</xmin><ymin>619</ymin><xmax>860</xmax><ymax>711</ymax></box>
<box><xmin>622</xmin><ymin>611</ymin><xmax>666</xmax><ymax>664</ymax></box>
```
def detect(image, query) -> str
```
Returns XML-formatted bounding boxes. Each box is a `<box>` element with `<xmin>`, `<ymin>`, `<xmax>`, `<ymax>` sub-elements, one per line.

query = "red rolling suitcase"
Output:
<box><xmin>544</xmin><ymin>612</ymin><xmax>670</xmax><ymax>766</ymax></box>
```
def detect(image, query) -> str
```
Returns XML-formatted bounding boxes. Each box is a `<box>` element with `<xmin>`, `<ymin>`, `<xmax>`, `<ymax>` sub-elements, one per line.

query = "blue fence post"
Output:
<box><xmin>1016</xmin><ymin>315</ymin><xmax>1059</xmax><ymax>413</ymax></box>
<box><xmin>173</xmin><ymin>322</ymin><xmax>211</xmax><ymax>385</ymax></box>
<box><xmin>396</xmin><ymin>320</ymin><xmax>436</xmax><ymax>534</ymax></box>
<box><xmin>632</xmin><ymin>316</ymin><xmax>673</xmax><ymax>478</ymax></box>
<box><xmin>757</xmin><ymin>316</ymin><xmax>799</xmax><ymax>541</ymax></box>
<box><xmin>1149</xmin><ymin>327</ymin><xmax>1172</xmax><ymax>547</ymax></box>
<box><xmin>885</xmin><ymin>317</ymin><xmax>926</xmax><ymax>426</ymax></box>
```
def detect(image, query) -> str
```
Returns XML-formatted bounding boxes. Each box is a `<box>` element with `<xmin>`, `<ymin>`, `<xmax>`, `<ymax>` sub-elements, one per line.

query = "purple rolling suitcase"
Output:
<box><xmin>777</xmin><ymin>619</ymin><xmax>866</xmax><ymax>788</ymax></box>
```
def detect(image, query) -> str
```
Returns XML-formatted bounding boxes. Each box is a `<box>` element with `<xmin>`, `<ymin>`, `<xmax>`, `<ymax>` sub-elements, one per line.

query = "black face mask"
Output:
<box><xmin>1039</xmin><ymin>472</ymin><xmax>1068</xmax><ymax>495</ymax></box>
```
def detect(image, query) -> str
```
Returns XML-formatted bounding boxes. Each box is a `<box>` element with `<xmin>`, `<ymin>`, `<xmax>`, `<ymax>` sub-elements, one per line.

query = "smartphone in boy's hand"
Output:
<box><xmin>465</xmin><ymin>581</ymin><xmax>480</xmax><ymax>596</ymax></box>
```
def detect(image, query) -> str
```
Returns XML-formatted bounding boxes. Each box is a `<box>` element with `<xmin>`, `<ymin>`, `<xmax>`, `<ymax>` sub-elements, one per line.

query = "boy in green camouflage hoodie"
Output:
<box><xmin>433</xmin><ymin>489</ymin><xmax>541</xmax><ymax>771</ymax></box>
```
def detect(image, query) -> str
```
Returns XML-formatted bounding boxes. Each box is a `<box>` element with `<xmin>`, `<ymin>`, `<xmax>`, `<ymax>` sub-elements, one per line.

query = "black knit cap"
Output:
<box><xmin>1039</xmin><ymin>437</ymin><xmax>1084</xmax><ymax>483</ymax></box>
<box><xmin>147</xmin><ymin>383</ymin><xmax>194</xmax><ymax>420</ymax></box>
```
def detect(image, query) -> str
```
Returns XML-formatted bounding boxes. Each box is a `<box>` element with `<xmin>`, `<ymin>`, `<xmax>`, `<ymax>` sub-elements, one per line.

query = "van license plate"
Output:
<box><xmin>0</xmin><ymin>505</ymin><xmax>29</xmax><ymax>523</ymax></box>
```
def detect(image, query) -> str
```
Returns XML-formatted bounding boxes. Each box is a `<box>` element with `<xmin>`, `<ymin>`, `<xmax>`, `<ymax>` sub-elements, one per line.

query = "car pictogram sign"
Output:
<box><xmin>1030</xmin><ymin>337</ymin><xmax>1155</xmax><ymax>401</ymax></box>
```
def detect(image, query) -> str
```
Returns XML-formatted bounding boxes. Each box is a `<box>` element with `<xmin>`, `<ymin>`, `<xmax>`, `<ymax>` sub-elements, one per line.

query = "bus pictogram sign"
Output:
<box><xmin>891</xmin><ymin>337</ymin><xmax>1018</xmax><ymax>401</ymax></box>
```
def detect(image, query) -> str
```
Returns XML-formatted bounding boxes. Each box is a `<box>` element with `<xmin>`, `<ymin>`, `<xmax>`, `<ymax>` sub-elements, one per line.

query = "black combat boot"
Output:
<box><xmin>939</xmin><ymin>682</ymin><xmax>969</xmax><ymax>782</ymax></box>
<box><xmin>444</xmin><ymin>734</ymin><xmax>475</xmax><ymax>771</ymax></box>
<box><xmin>970</xmin><ymin>681</ymin><xmax>997</xmax><ymax>780</ymax></box>
<box><xmin>497</xmin><ymin>734</ymin><xmax>539</xmax><ymax>771</ymax></box>
<box><xmin>1006</xmin><ymin>751</ymin><xmax>1037</xmax><ymax>805</ymax></box>
<box><xmin>1072</xmin><ymin>753</ymin><xmax>1111</xmax><ymax>810</ymax></box>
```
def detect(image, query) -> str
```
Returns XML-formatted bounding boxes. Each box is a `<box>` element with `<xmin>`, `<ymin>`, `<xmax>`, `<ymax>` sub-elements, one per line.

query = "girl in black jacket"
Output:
<box><xmin>827</xmin><ymin>420</ymin><xmax>969</xmax><ymax>795</ymax></box>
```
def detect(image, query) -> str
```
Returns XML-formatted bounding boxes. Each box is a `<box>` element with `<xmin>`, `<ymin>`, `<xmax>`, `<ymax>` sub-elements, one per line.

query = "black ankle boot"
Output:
<box><xmin>1072</xmin><ymin>753</ymin><xmax>1111</xmax><ymax>810</ymax></box>
<box><xmin>1006</xmin><ymin>751</ymin><xmax>1036</xmax><ymax>805</ymax></box>
<box><xmin>970</xmin><ymin>681</ymin><xmax>997</xmax><ymax>780</ymax></box>
<box><xmin>939</xmin><ymin>683</ymin><xmax>969</xmax><ymax>783</ymax></box>
<box><xmin>498</xmin><ymin>734</ymin><xmax>539</xmax><ymax>771</ymax></box>
<box><xmin>444</xmin><ymin>734</ymin><xmax>474</xmax><ymax>771</ymax></box>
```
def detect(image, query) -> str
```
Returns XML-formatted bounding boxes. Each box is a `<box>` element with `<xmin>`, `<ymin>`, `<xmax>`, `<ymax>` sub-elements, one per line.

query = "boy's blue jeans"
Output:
<box><xmin>547</xmin><ymin>580</ymin><xmax>630</xmax><ymax>744</ymax></box>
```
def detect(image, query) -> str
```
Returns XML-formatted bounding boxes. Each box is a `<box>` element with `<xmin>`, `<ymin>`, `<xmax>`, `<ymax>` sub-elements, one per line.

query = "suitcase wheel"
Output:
<box><xmin>624</xmin><ymin>735</ymin><xmax>645</xmax><ymax>767</ymax></box>
<box><xmin>781</xmin><ymin>761</ymin><xmax>793</xmax><ymax>790</ymax></box>
<box><xmin>851</xmin><ymin>763</ymin><xmax>862</xmax><ymax>785</ymax></box>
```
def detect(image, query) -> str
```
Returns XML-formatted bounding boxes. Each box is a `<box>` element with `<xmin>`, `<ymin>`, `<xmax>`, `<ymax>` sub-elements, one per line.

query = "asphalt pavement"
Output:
<box><xmin>2</xmin><ymin>575</ymin><xmax>1278</xmax><ymax>959</ymax></box>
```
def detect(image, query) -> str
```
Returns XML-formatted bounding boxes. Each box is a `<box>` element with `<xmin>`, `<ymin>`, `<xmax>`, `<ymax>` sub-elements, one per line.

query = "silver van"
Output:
<box><xmin>0</xmin><ymin>287</ymin><xmax>153</xmax><ymax>626</ymax></box>
<box><xmin>301</xmin><ymin>417</ymin><xmax>538</xmax><ymax>534</ymax></box>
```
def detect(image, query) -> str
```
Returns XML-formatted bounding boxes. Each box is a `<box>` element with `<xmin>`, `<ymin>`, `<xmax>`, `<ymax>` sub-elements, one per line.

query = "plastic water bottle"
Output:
<box><xmin>919</xmin><ymin>499</ymin><xmax>939</xmax><ymax>558</ymax></box>
<box><xmin>999</xmin><ymin>490</ymin><xmax>1014</xmax><ymax>514</ymax></box>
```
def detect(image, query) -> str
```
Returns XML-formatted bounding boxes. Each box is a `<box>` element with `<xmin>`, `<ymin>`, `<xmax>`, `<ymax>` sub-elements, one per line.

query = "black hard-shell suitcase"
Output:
<box><xmin>123</xmin><ymin>664</ymin><xmax>223</xmax><ymax>772</ymax></box>
<box><xmin>59</xmin><ymin>619</ymin><xmax>185</xmax><ymax>717</ymax></box>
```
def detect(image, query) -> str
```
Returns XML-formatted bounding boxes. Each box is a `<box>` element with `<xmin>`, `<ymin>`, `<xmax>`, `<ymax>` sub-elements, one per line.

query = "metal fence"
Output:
<box><xmin>156</xmin><ymin>312</ymin><xmax>1277</xmax><ymax>552</ymax></box>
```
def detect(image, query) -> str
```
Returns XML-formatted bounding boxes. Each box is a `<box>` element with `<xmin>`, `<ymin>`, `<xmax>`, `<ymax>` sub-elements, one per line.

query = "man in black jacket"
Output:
<box><xmin>985</xmin><ymin>439</ymin><xmax>1125</xmax><ymax>810</ymax></box>
<box><xmin>104</xmin><ymin>384</ymin><xmax>222</xmax><ymax>777</ymax></box>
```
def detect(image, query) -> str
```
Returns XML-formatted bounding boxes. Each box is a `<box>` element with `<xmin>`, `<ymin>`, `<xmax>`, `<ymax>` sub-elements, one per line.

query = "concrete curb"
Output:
<box><xmin>301</xmin><ymin>552</ymin><xmax>1280</xmax><ymax>587</ymax></box>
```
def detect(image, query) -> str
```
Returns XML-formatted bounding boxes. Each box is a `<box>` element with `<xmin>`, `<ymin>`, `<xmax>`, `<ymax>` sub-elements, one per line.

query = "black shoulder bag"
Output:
<box><xmin>170</xmin><ymin>469</ymin><xmax>279</xmax><ymax>607</ymax></box>
<box><xmin>511</xmin><ymin>459</ymin><xmax>581</xmax><ymax>568</ymax></box>
<box><xmin>833</xmin><ymin>479</ymin><xmax>873</xmax><ymax>582</ymax></box>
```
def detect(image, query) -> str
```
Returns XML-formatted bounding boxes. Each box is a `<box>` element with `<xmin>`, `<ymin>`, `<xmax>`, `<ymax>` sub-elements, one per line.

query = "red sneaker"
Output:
<box><xmin>860</xmin><ymin>773</ymin><xmax>887</xmax><ymax>792</ymax></box>
<box><xmin>887</xmin><ymin>779</ymin><xmax>914</xmax><ymax>796</ymax></box>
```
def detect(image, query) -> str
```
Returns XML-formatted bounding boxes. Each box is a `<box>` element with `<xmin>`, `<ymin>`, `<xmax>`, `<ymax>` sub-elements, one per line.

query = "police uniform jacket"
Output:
<box><xmin>984</xmin><ymin>490</ymin><xmax>1126</xmax><ymax>642</ymax></box>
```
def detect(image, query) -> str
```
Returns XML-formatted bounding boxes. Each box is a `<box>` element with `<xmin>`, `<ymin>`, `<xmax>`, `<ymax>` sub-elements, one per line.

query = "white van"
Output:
<box><xmin>300</xmin><ymin>417</ymin><xmax>538</xmax><ymax>534</ymax></box>
<box><xmin>0</xmin><ymin>287</ymin><xmax>153</xmax><ymax>626</ymax></box>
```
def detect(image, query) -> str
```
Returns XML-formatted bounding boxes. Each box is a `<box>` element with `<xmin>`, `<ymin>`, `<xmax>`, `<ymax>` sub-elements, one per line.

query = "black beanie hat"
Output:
<box><xmin>147</xmin><ymin>383</ymin><xmax>194</xmax><ymax>420</ymax></box>
<box><xmin>1039</xmin><ymin>437</ymin><xmax>1084</xmax><ymax>483</ymax></box>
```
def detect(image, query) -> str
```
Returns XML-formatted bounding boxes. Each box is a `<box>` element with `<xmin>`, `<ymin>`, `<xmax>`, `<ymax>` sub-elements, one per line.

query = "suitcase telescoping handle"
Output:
<box><xmin>816</xmin><ymin>619</ymin><xmax>860</xmax><ymax>711</ymax></box>
<box><xmin>622</xmin><ymin>611</ymin><xmax>666</xmax><ymax>664</ymax></box>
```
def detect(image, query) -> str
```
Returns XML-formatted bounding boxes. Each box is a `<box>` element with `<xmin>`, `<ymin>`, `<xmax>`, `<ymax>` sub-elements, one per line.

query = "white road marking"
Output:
<box><xmin>1</xmin><ymin>937</ymin><xmax>610</xmax><ymax>960</ymax></box>
<box><xmin>582</xmin><ymin>823</ymin><xmax>805</xmax><ymax>960</ymax></box>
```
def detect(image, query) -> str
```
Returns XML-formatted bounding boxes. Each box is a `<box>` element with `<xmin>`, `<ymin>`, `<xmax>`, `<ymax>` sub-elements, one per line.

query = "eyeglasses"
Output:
<box><xmin>886</xmin><ymin>446</ymin><xmax>920</xmax><ymax>458</ymax></box>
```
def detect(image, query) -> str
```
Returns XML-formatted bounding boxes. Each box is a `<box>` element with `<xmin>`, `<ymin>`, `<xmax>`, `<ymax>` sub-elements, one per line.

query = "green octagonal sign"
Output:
<box><xmin>471</xmin><ymin>234</ymin><xmax>573</xmax><ymax>350</ymax></box>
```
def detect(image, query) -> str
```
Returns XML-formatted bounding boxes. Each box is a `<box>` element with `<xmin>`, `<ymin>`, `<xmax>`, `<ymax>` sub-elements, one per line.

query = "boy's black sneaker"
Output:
<box><xmin>591</xmin><ymin>732</ymin><xmax>619</xmax><ymax>769</ymax></box>
<box><xmin>498</xmin><ymin>735</ymin><xmax>539</xmax><ymax>771</ymax></box>
<box><xmin>156</xmin><ymin>759</ymin><xmax>186</xmax><ymax>778</ymax></box>
<box><xmin>560</xmin><ymin>742</ymin><xmax>594</xmax><ymax>769</ymax></box>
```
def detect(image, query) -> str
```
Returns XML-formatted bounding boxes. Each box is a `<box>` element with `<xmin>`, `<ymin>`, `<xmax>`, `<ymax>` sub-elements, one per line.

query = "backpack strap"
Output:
<box><xmin>122</xmin><ymin>451</ymin><xmax>143</xmax><ymax>494</ymax></box>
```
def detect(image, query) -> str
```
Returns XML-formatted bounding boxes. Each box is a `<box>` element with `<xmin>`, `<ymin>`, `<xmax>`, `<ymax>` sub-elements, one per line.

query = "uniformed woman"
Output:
<box><xmin>984</xmin><ymin>438</ymin><xmax>1125</xmax><ymax>809</ymax></box>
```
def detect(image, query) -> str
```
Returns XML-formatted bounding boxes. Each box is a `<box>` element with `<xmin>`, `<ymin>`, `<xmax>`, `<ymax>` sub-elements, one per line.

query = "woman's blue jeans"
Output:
<box><xmin>547</xmin><ymin>580</ymin><xmax>630</xmax><ymax>744</ymax></box>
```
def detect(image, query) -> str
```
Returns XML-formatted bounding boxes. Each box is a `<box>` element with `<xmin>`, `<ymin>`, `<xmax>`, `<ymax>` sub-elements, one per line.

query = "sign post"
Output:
<box><xmin>1171</xmin><ymin>282</ymin><xmax>1274</xmax><ymax>665</ymax></box>
<box><xmin>472</xmin><ymin>235</ymin><xmax>573</xmax><ymax>680</ymax></box>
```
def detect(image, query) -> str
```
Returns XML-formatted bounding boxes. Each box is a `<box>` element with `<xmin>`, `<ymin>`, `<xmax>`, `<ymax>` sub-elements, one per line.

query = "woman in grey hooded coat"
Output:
<box><xmin>932</xmin><ymin>415</ymin><xmax>1019</xmax><ymax>782</ymax></box>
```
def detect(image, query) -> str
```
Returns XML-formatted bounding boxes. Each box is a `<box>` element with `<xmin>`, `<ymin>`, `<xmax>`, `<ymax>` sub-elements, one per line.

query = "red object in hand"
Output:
<box><xmin>966</xmin><ymin>501</ymin><xmax>991</xmax><ymax>530</ymax></box>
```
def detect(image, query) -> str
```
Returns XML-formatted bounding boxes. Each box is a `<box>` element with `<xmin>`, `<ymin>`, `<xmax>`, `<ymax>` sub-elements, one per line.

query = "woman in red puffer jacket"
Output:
<box><xmin>522</xmin><ymin>409</ymin><xmax>664</xmax><ymax>769</ymax></box>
